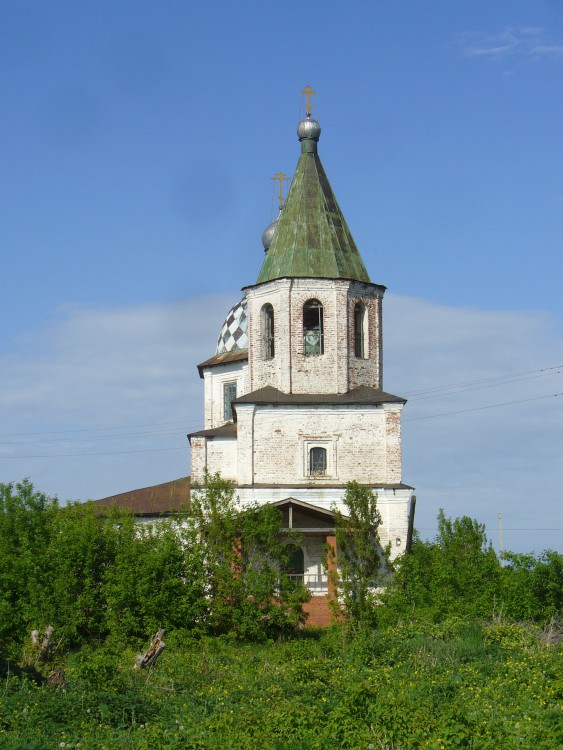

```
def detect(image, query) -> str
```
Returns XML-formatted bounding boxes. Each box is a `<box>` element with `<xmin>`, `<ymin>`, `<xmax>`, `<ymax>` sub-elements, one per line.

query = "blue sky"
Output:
<box><xmin>1</xmin><ymin>1</ymin><xmax>562</xmax><ymax>554</ymax></box>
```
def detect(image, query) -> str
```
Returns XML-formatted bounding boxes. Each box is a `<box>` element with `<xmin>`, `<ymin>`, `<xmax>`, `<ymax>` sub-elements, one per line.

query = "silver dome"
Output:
<box><xmin>297</xmin><ymin>116</ymin><xmax>321</xmax><ymax>141</ymax></box>
<box><xmin>261</xmin><ymin>216</ymin><xmax>279</xmax><ymax>252</ymax></box>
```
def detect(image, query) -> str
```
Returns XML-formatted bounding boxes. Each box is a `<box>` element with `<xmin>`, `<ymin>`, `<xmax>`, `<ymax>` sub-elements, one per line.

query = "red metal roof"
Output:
<box><xmin>92</xmin><ymin>477</ymin><xmax>191</xmax><ymax>516</ymax></box>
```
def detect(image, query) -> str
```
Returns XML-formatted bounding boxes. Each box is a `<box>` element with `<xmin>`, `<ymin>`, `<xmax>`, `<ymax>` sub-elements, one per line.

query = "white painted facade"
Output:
<box><xmin>189</xmin><ymin>275</ymin><xmax>413</xmax><ymax>560</ymax></box>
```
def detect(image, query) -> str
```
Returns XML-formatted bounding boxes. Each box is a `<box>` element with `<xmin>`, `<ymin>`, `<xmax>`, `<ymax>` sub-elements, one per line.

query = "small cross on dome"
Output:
<box><xmin>301</xmin><ymin>85</ymin><xmax>316</xmax><ymax>117</ymax></box>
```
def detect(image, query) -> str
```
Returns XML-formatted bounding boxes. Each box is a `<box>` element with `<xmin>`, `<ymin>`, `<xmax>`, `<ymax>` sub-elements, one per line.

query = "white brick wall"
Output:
<box><xmin>193</xmin><ymin>273</ymin><xmax>412</xmax><ymax>557</ymax></box>
<box><xmin>245</xmin><ymin>278</ymin><xmax>384</xmax><ymax>395</ymax></box>
<box><xmin>245</xmin><ymin>403</ymin><xmax>402</xmax><ymax>486</ymax></box>
<box><xmin>203</xmin><ymin>360</ymin><xmax>250</xmax><ymax>429</ymax></box>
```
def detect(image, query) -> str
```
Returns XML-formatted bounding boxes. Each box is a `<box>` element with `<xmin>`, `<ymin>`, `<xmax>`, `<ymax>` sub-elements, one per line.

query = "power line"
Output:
<box><xmin>0</xmin><ymin>366</ymin><xmax>561</xmax><ymax>456</ymax></box>
<box><xmin>0</xmin><ymin>447</ymin><xmax>186</xmax><ymax>459</ymax></box>
<box><xmin>407</xmin><ymin>369</ymin><xmax>562</xmax><ymax>402</ymax></box>
<box><xmin>1</xmin><ymin>391</ymin><xmax>561</xmax><ymax>456</ymax></box>
<box><xmin>404</xmin><ymin>364</ymin><xmax>562</xmax><ymax>398</ymax></box>
<box><xmin>405</xmin><ymin>392</ymin><xmax>562</xmax><ymax>422</ymax></box>
<box><xmin>417</xmin><ymin>528</ymin><xmax>562</xmax><ymax>532</ymax></box>
<box><xmin>1</xmin><ymin>365</ymin><xmax>560</xmax><ymax>441</ymax></box>
<box><xmin>0</xmin><ymin>428</ymin><xmax>189</xmax><ymax>447</ymax></box>
<box><xmin>0</xmin><ymin>419</ymin><xmax>197</xmax><ymax>438</ymax></box>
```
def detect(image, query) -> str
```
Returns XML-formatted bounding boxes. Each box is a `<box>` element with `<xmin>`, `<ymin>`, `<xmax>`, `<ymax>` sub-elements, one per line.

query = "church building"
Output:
<box><xmin>188</xmin><ymin>91</ymin><xmax>414</xmax><ymax>625</ymax></box>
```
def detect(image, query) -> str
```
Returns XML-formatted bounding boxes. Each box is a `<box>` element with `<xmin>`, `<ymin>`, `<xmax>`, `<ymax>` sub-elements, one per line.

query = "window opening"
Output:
<box><xmin>263</xmin><ymin>304</ymin><xmax>275</xmax><ymax>359</ymax></box>
<box><xmin>223</xmin><ymin>381</ymin><xmax>237</xmax><ymax>422</ymax></box>
<box><xmin>309</xmin><ymin>446</ymin><xmax>327</xmax><ymax>476</ymax></box>
<box><xmin>284</xmin><ymin>544</ymin><xmax>305</xmax><ymax>582</ymax></box>
<box><xmin>303</xmin><ymin>299</ymin><xmax>324</xmax><ymax>356</ymax></box>
<box><xmin>354</xmin><ymin>302</ymin><xmax>365</xmax><ymax>358</ymax></box>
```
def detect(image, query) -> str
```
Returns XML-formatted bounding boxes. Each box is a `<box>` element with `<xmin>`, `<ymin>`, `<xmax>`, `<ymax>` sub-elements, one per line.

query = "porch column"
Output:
<box><xmin>325</xmin><ymin>534</ymin><xmax>337</xmax><ymax>602</ymax></box>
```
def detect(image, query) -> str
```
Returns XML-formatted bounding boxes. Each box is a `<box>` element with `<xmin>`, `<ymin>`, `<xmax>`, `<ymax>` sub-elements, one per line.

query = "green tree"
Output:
<box><xmin>103</xmin><ymin>513</ymin><xmax>208</xmax><ymax>640</ymax></box>
<box><xmin>189</xmin><ymin>472</ymin><xmax>309</xmax><ymax>638</ymax></box>
<box><xmin>0</xmin><ymin>476</ymin><xmax>310</xmax><ymax>651</ymax></box>
<box><xmin>382</xmin><ymin>511</ymin><xmax>502</xmax><ymax>623</ymax></box>
<box><xmin>43</xmin><ymin>501</ymin><xmax>119</xmax><ymax>644</ymax></box>
<box><xmin>0</xmin><ymin>480</ymin><xmax>58</xmax><ymax>648</ymax></box>
<box><xmin>330</xmin><ymin>482</ymin><xmax>389</xmax><ymax>626</ymax></box>
<box><xmin>500</xmin><ymin>549</ymin><xmax>562</xmax><ymax>622</ymax></box>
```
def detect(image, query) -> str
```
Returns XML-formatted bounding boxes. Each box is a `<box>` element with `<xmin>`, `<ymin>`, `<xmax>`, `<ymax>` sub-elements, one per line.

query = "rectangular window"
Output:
<box><xmin>302</xmin><ymin>438</ymin><xmax>336</xmax><ymax>480</ymax></box>
<box><xmin>309</xmin><ymin>447</ymin><xmax>327</xmax><ymax>476</ymax></box>
<box><xmin>223</xmin><ymin>381</ymin><xmax>237</xmax><ymax>422</ymax></box>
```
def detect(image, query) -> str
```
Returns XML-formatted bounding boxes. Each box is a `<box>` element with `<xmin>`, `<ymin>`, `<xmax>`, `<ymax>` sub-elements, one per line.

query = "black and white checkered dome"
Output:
<box><xmin>216</xmin><ymin>298</ymin><xmax>248</xmax><ymax>354</ymax></box>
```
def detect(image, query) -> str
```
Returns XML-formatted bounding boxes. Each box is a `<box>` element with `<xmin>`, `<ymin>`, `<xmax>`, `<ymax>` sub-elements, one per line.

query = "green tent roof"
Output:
<box><xmin>257</xmin><ymin>134</ymin><xmax>371</xmax><ymax>285</ymax></box>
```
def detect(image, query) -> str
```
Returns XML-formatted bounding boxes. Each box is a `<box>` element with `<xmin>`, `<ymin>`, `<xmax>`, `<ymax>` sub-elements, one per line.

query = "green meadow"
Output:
<box><xmin>1</xmin><ymin>621</ymin><xmax>561</xmax><ymax>750</ymax></box>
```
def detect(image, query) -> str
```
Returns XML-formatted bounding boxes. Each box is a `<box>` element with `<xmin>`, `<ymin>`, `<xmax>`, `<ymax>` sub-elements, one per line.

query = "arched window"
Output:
<box><xmin>262</xmin><ymin>303</ymin><xmax>275</xmax><ymax>359</ymax></box>
<box><xmin>303</xmin><ymin>299</ymin><xmax>324</xmax><ymax>356</ymax></box>
<box><xmin>309</xmin><ymin>446</ymin><xmax>327</xmax><ymax>476</ymax></box>
<box><xmin>284</xmin><ymin>544</ymin><xmax>305</xmax><ymax>579</ymax></box>
<box><xmin>354</xmin><ymin>302</ymin><xmax>366</xmax><ymax>358</ymax></box>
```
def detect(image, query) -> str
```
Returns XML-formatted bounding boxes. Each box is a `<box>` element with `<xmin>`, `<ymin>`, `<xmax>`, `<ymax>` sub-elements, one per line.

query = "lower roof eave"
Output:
<box><xmin>188</xmin><ymin>423</ymin><xmax>237</xmax><ymax>440</ymax></box>
<box><xmin>237</xmin><ymin>482</ymin><xmax>414</xmax><ymax>491</ymax></box>
<box><xmin>233</xmin><ymin>385</ymin><xmax>407</xmax><ymax>406</ymax></box>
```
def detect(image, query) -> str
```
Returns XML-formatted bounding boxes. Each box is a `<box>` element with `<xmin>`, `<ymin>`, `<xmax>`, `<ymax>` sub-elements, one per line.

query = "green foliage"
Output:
<box><xmin>382</xmin><ymin>510</ymin><xmax>562</xmax><ymax>626</ymax></box>
<box><xmin>0</xmin><ymin>477</ymin><xmax>309</xmax><ymax>653</ymax></box>
<box><xmin>0</xmin><ymin>480</ymin><xmax>58</xmax><ymax>647</ymax></box>
<box><xmin>189</xmin><ymin>472</ymin><xmax>309</xmax><ymax>638</ymax></box>
<box><xmin>500</xmin><ymin>549</ymin><xmax>563</xmax><ymax>621</ymax></box>
<box><xmin>0</xmin><ymin>623</ymin><xmax>560</xmax><ymax>749</ymax></box>
<box><xmin>45</xmin><ymin>501</ymin><xmax>121</xmax><ymax>643</ymax></box>
<box><xmin>382</xmin><ymin>511</ymin><xmax>502</xmax><ymax>624</ymax></box>
<box><xmin>2</xmin><ymin>476</ymin><xmax>560</xmax><ymax>661</ymax></box>
<box><xmin>103</xmin><ymin>515</ymin><xmax>208</xmax><ymax>640</ymax></box>
<box><xmin>331</xmin><ymin>482</ymin><xmax>389</xmax><ymax>626</ymax></box>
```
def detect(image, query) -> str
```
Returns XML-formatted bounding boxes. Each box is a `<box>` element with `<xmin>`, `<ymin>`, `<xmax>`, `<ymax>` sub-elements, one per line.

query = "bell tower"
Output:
<box><xmin>245</xmin><ymin>107</ymin><xmax>385</xmax><ymax>395</ymax></box>
<box><xmin>190</xmin><ymin>91</ymin><xmax>413</xmax><ymax>580</ymax></box>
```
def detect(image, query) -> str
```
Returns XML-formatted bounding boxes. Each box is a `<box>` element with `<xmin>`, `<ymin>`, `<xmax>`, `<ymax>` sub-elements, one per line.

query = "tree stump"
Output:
<box><xmin>134</xmin><ymin>629</ymin><xmax>166</xmax><ymax>669</ymax></box>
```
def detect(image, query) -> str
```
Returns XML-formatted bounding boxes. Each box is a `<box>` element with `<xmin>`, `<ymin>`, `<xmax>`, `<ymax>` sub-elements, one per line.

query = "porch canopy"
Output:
<box><xmin>273</xmin><ymin>497</ymin><xmax>338</xmax><ymax>534</ymax></box>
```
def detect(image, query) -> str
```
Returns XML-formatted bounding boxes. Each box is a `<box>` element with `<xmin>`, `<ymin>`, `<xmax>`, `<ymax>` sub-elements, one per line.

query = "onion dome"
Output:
<box><xmin>261</xmin><ymin>212</ymin><xmax>280</xmax><ymax>253</ymax></box>
<box><xmin>297</xmin><ymin>114</ymin><xmax>321</xmax><ymax>142</ymax></box>
<box><xmin>216</xmin><ymin>298</ymin><xmax>248</xmax><ymax>354</ymax></box>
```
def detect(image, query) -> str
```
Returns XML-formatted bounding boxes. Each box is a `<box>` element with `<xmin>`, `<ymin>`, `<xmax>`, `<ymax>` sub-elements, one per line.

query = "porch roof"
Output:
<box><xmin>274</xmin><ymin>497</ymin><xmax>339</xmax><ymax>533</ymax></box>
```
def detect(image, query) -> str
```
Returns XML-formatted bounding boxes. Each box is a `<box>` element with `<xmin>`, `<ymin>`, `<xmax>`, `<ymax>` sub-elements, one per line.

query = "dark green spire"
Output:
<box><xmin>257</xmin><ymin>117</ymin><xmax>371</xmax><ymax>285</ymax></box>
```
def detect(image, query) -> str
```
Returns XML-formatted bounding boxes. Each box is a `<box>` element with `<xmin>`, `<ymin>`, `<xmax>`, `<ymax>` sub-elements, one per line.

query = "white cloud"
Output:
<box><xmin>1</xmin><ymin>294</ymin><xmax>561</xmax><ymax>554</ymax></box>
<box><xmin>385</xmin><ymin>295</ymin><xmax>563</xmax><ymax>555</ymax></box>
<box><xmin>455</xmin><ymin>27</ymin><xmax>563</xmax><ymax>64</ymax></box>
<box><xmin>530</xmin><ymin>45</ymin><xmax>563</xmax><ymax>58</ymax></box>
<box><xmin>0</xmin><ymin>295</ymin><xmax>236</xmax><ymax>499</ymax></box>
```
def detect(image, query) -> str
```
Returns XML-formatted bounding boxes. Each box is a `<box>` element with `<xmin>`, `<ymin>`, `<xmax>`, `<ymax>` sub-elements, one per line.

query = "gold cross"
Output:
<box><xmin>301</xmin><ymin>85</ymin><xmax>316</xmax><ymax>116</ymax></box>
<box><xmin>272</xmin><ymin>172</ymin><xmax>290</xmax><ymax>208</ymax></box>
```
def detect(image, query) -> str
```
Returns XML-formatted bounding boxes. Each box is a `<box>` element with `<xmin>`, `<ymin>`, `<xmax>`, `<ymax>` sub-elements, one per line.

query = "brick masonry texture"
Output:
<box><xmin>245</xmin><ymin>278</ymin><xmax>384</xmax><ymax>395</ymax></box>
<box><xmin>194</xmin><ymin>271</ymin><xmax>413</xmax><ymax>580</ymax></box>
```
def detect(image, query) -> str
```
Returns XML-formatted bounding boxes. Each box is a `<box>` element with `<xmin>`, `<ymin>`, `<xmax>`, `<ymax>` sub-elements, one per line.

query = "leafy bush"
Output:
<box><xmin>188</xmin><ymin>472</ymin><xmax>310</xmax><ymax>639</ymax></box>
<box><xmin>380</xmin><ymin>510</ymin><xmax>563</xmax><ymax>626</ymax></box>
<box><xmin>0</xmin><ymin>477</ymin><xmax>309</xmax><ymax>653</ymax></box>
<box><xmin>500</xmin><ymin>549</ymin><xmax>563</xmax><ymax>621</ymax></box>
